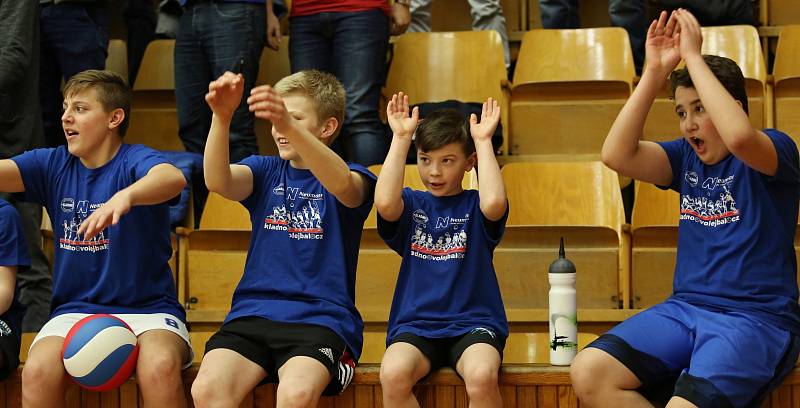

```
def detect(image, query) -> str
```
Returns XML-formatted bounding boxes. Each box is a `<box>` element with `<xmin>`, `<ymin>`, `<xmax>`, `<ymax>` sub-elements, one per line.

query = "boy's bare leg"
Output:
<box><xmin>275</xmin><ymin>356</ymin><xmax>331</xmax><ymax>408</ymax></box>
<box><xmin>136</xmin><ymin>330</ymin><xmax>190</xmax><ymax>408</ymax></box>
<box><xmin>571</xmin><ymin>348</ymin><xmax>653</xmax><ymax>408</ymax></box>
<box><xmin>192</xmin><ymin>348</ymin><xmax>268</xmax><ymax>408</ymax></box>
<box><xmin>380</xmin><ymin>342</ymin><xmax>431</xmax><ymax>408</ymax></box>
<box><xmin>666</xmin><ymin>397</ymin><xmax>697</xmax><ymax>408</ymax></box>
<box><xmin>22</xmin><ymin>336</ymin><xmax>68</xmax><ymax>408</ymax></box>
<box><xmin>455</xmin><ymin>343</ymin><xmax>502</xmax><ymax>408</ymax></box>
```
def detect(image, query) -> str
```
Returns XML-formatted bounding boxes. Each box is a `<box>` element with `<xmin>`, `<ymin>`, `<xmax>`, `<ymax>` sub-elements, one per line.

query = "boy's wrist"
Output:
<box><xmin>212</xmin><ymin>112</ymin><xmax>234</xmax><ymax>125</ymax></box>
<box><xmin>683</xmin><ymin>53</ymin><xmax>704</xmax><ymax>67</ymax></box>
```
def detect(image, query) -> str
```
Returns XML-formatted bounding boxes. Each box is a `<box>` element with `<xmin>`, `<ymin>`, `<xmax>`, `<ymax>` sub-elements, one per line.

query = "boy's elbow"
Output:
<box><xmin>600</xmin><ymin>149</ymin><xmax>620</xmax><ymax>171</ymax></box>
<box><xmin>481</xmin><ymin>198</ymin><xmax>507</xmax><ymax>221</ymax></box>
<box><xmin>725</xmin><ymin>129</ymin><xmax>757</xmax><ymax>156</ymax></box>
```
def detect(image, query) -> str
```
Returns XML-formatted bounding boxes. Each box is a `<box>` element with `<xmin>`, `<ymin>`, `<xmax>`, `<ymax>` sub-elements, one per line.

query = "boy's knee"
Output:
<box><xmin>191</xmin><ymin>373</ymin><xmax>229</xmax><ymax>408</ymax></box>
<box><xmin>276</xmin><ymin>382</ymin><xmax>317</xmax><ymax>408</ymax></box>
<box><xmin>463</xmin><ymin>365</ymin><xmax>499</xmax><ymax>399</ymax></box>
<box><xmin>380</xmin><ymin>360</ymin><xmax>417</xmax><ymax>395</ymax></box>
<box><xmin>137</xmin><ymin>349</ymin><xmax>183</xmax><ymax>389</ymax></box>
<box><xmin>570</xmin><ymin>349</ymin><xmax>606</xmax><ymax>399</ymax></box>
<box><xmin>22</xmin><ymin>356</ymin><xmax>61</xmax><ymax>387</ymax></box>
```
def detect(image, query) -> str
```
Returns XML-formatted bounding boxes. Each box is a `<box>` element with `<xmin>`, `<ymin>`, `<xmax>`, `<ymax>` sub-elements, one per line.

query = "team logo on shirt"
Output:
<box><xmin>410</xmin><ymin>225</ymin><xmax>467</xmax><ymax>261</ymax></box>
<box><xmin>273</xmin><ymin>184</ymin><xmax>285</xmax><ymax>196</ymax></box>
<box><xmin>685</xmin><ymin>171</ymin><xmax>699</xmax><ymax>187</ymax></box>
<box><xmin>412</xmin><ymin>209</ymin><xmax>428</xmax><ymax>225</ymax></box>
<box><xmin>60</xmin><ymin>198</ymin><xmax>75</xmax><ymax>213</ymax></box>
<box><xmin>58</xmin><ymin>199</ymin><xmax>110</xmax><ymax>253</ymax></box>
<box><xmin>264</xmin><ymin>199</ymin><xmax>324</xmax><ymax>240</ymax></box>
<box><xmin>679</xmin><ymin>175</ymin><xmax>740</xmax><ymax>227</ymax></box>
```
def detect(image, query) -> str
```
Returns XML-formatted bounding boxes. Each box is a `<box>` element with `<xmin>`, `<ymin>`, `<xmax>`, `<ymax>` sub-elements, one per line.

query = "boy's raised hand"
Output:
<box><xmin>386</xmin><ymin>92</ymin><xmax>419</xmax><ymax>141</ymax></box>
<box><xmin>247</xmin><ymin>85</ymin><xmax>294</xmax><ymax>134</ymax></box>
<box><xmin>674</xmin><ymin>8</ymin><xmax>703</xmax><ymax>61</ymax></box>
<box><xmin>644</xmin><ymin>10</ymin><xmax>681</xmax><ymax>77</ymax></box>
<box><xmin>470</xmin><ymin>97</ymin><xmax>500</xmax><ymax>142</ymax></box>
<box><xmin>205</xmin><ymin>72</ymin><xmax>244</xmax><ymax>122</ymax></box>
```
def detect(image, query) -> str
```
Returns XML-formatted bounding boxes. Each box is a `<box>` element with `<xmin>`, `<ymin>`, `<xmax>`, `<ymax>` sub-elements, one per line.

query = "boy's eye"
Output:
<box><xmin>419</xmin><ymin>157</ymin><xmax>429</xmax><ymax>163</ymax></box>
<box><xmin>695</xmin><ymin>105</ymin><xmax>704</xmax><ymax>113</ymax></box>
<box><xmin>676</xmin><ymin>110</ymin><xmax>686</xmax><ymax>119</ymax></box>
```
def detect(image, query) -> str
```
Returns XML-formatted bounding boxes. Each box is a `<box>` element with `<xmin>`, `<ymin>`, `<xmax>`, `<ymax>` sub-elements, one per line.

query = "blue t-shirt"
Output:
<box><xmin>11</xmin><ymin>145</ymin><xmax>185</xmax><ymax>321</ymax></box>
<box><xmin>657</xmin><ymin>129</ymin><xmax>800</xmax><ymax>334</ymax></box>
<box><xmin>378</xmin><ymin>188</ymin><xmax>509</xmax><ymax>343</ymax></box>
<box><xmin>0</xmin><ymin>199</ymin><xmax>29</xmax><ymax>331</ymax></box>
<box><xmin>228</xmin><ymin>156</ymin><xmax>376</xmax><ymax>361</ymax></box>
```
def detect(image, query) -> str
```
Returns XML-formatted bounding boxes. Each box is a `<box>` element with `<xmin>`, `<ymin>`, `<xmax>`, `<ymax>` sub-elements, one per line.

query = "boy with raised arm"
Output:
<box><xmin>571</xmin><ymin>10</ymin><xmax>800</xmax><ymax>408</ymax></box>
<box><xmin>376</xmin><ymin>93</ymin><xmax>509</xmax><ymax>408</ymax></box>
<box><xmin>191</xmin><ymin>70</ymin><xmax>376</xmax><ymax>408</ymax></box>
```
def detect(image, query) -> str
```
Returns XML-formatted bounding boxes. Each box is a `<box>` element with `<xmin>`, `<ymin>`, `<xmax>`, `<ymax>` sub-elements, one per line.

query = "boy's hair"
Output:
<box><xmin>63</xmin><ymin>70</ymin><xmax>132</xmax><ymax>136</ymax></box>
<box><xmin>670</xmin><ymin>54</ymin><xmax>748</xmax><ymax>114</ymax></box>
<box><xmin>274</xmin><ymin>70</ymin><xmax>345</xmax><ymax>138</ymax></box>
<box><xmin>414</xmin><ymin>109</ymin><xmax>475</xmax><ymax>156</ymax></box>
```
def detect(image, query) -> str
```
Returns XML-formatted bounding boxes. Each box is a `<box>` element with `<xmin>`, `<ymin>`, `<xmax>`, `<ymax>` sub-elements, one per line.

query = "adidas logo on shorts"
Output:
<box><xmin>319</xmin><ymin>347</ymin><xmax>335</xmax><ymax>364</ymax></box>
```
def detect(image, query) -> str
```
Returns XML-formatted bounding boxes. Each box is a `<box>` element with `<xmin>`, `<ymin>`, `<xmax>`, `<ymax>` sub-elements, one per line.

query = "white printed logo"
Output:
<box><xmin>319</xmin><ymin>347</ymin><xmax>335</xmax><ymax>364</ymax></box>
<box><xmin>60</xmin><ymin>198</ymin><xmax>75</xmax><ymax>213</ymax></box>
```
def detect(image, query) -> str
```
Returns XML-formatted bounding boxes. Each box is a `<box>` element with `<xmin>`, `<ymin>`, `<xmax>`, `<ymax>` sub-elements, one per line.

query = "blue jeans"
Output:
<box><xmin>289</xmin><ymin>9</ymin><xmax>390</xmax><ymax>166</ymax></box>
<box><xmin>174</xmin><ymin>1</ymin><xmax>264</xmax><ymax>163</ymax></box>
<box><xmin>39</xmin><ymin>3</ymin><xmax>109</xmax><ymax>148</ymax></box>
<box><xmin>539</xmin><ymin>0</ymin><xmax>646</xmax><ymax>71</ymax></box>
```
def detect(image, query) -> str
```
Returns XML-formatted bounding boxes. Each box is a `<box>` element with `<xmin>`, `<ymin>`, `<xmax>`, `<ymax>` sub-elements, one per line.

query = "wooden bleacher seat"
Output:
<box><xmin>497</xmin><ymin>161</ymin><xmax>631</xmax><ymax>318</ymax></box>
<box><xmin>630</xmin><ymin>181</ymin><xmax>679</xmax><ymax>309</ymax></box>
<box><xmin>384</xmin><ymin>31</ymin><xmax>510</xmax><ymax>153</ymax></box>
<box><xmin>255</xmin><ymin>39</ymin><xmax>291</xmax><ymax>157</ymax></box>
<box><xmin>177</xmin><ymin>192</ymin><xmax>250</xmax><ymax>327</ymax></box>
<box><xmin>773</xmin><ymin>25</ymin><xmax>800</xmax><ymax>147</ymax></box>
<box><xmin>509</xmin><ymin>27</ymin><xmax>634</xmax><ymax>159</ymax></box>
<box><xmin>105</xmin><ymin>39</ymin><xmax>128</xmax><ymax>85</ymax></box>
<box><xmin>644</xmin><ymin>25</ymin><xmax>768</xmax><ymax>142</ymax></box>
<box><xmin>126</xmin><ymin>39</ymin><xmax>183</xmax><ymax>152</ymax></box>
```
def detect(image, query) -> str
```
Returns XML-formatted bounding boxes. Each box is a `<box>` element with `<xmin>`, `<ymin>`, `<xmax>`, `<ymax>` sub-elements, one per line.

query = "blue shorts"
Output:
<box><xmin>587</xmin><ymin>298</ymin><xmax>800</xmax><ymax>408</ymax></box>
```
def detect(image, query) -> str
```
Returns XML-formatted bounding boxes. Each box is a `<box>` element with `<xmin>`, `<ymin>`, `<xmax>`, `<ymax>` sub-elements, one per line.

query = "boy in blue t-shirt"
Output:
<box><xmin>375</xmin><ymin>93</ymin><xmax>509</xmax><ymax>408</ymax></box>
<box><xmin>0</xmin><ymin>200</ymin><xmax>30</xmax><ymax>380</ymax></box>
<box><xmin>191</xmin><ymin>70</ymin><xmax>376</xmax><ymax>407</ymax></box>
<box><xmin>572</xmin><ymin>9</ymin><xmax>800</xmax><ymax>408</ymax></box>
<box><xmin>0</xmin><ymin>70</ymin><xmax>191</xmax><ymax>407</ymax></box>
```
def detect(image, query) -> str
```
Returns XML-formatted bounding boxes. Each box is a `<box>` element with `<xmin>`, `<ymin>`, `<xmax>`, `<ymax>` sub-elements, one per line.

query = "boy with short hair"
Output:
<box><xmin>571</xmin><ymin>9</ymin><xmax>800</xmax><ymax>407</ymax></box>
<box><xmin>376</xmin><ymin>93</ymin><xmax>509</xmax><ymax>408</ymax></box>
<box><xmin>0</xmin><ymin>199</ymin><xmax>30</xmax><ymax>380</ymax></box>
<box><xmin>190</xmin><ymin>69</ymin><xmax>376</xmax><ymax>408</ymax></box>
<box><xmin>0</xmin><ymin>69</ymin><xmax>191</xmax><ymax>407</ymax></box>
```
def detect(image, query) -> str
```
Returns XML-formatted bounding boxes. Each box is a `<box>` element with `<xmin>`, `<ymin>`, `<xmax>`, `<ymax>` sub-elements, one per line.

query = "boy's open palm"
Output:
<box><xmin>674</xmin><ymin>9</ymin><xmax>703</xmax><ymax>60</ymax></box>
<box><xmin>645</xmin><ymin>10</ymin><xmax>681</xmax><ymax>76</ymax></box>
<box><xmin>77</xmin><ymin>190</ymin><xmax>132</xmax><ymax>241</ymax></box>
<box><xmin>247</xmin><ymin>85</ymin><xmax>293</xmax><ymax>134</ymax></box>
<box><xmin>470</xmin><ymin>98</ymin><xmax>500</xmax><ymax>142</ymax></box>
<box><xmin>206</xmin><ymin>72</ymin><xmax>244</xmax><ymax>121</ymax></box>
<box><xmin>387</xmin><ymin>92</ymin><xmax>418</xmax><ymax>140</ymax></box>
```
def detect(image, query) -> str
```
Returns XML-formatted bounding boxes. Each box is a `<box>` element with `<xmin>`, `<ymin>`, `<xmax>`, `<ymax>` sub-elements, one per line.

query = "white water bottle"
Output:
<box><xmin>549</xmin><ymin>237</ymin><xmax>577</xmax><ymax>366</ymax></box>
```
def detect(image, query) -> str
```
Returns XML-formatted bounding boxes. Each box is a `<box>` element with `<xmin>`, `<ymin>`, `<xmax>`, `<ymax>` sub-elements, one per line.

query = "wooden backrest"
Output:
<box><xmin>132</xmin><ymin>40</ymin><xmax>175</xmax><ymax>91</ymax></box>
<box><xmin>199</xmin><ymin>192</ymin><xmax>251</xmax><ymax>230</ymax></box>
<box><xmin>772</xmin><ymin>26</ymin><xmax>800</xmax><ymax>146</ymax></box>
<box><xmin>631</xmin><ymin>181</ymin><xmax>679</xmax><ymax>230</ymax></box>
<box><xmin>385</xmin><ymin>31</ymin><xmax>508</xmax><ymax>152</ymax></box>
<box><xmin>106</xmin><ymin>39</ymin><xmax>128</xmax><ymax>84</ymax></box>
<box><xmin>513</xmin><ymin>27</ymin><xmax>635</xmax><ymax>94</ymax></box>
<box><xmin>501</xmin><ymin>161</ymin><xmax>624</xmax><ymax>231</ymax></box>
<box><xmin>769</xmin><ymin>0</ymin><xmax>800</xmax><ymax>26</ymax></box>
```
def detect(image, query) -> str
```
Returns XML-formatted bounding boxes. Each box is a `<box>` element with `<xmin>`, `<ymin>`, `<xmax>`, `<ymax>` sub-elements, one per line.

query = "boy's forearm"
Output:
<box><xmin>0</xmin><ymin>160</ymin><xmax>25</xmax><ymax>193</ymax></box>
<box><xmin>204</xmin><ymin>115</ymin><xmax>236</xmax><ymax>192</ymax></box>
<box><xmin>283</xmin><ymin>125</ymin><xmax>354</xmax><ymax>194</ymax></box>
<box><xmin>125</xmin><ymin>163</ymin><xmax>186</xmax><ymax>206</ymax></box>
<box><xmin>475</xmin><ymin>139</ymin><xmax>506</xmax><ymax>220</ymax></box>
<box><xmin>684</xmin><ymin>55</ymin><xmax>755</xmax><ymax>148</ymax></box>
<box><xmin>602</xmin><ymin>69</ymin><xmax>664</xmax><ymax>168</ymax></box>
<box><xmin>375</xmin><ymin>137</ymin><xmax>411</xmax><ymax>216</ymax></box>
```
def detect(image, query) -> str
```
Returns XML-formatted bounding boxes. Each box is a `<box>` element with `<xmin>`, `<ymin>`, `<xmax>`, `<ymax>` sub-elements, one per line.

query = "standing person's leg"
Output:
<box><xmin>204</xmin><ymin>2</ymin><xmax>265</xmax><ymax>163</ymax></box>
<box><xmin>13</xmin><ymin>200</ymin><xmax>51</xmax><ymax>332</ymax></box>
<box><xmin>538</xmin><ymin>0</ymin><xmax>579</xmax><ymax>28</ymax></box>
<box><xmin>331</xmin><ymin>10</ymin><xmax>390</xmax><ymax>166</ymax></box>
<box><xmin>608</xmin><ymin>0</ymin><xmax>647</xmax><ymax>73</ymax></box>
<box><xmin>467</xmin><ymin>0</ymin><xmax>510</xmax><ymax>68</ymax></box>
<box><xmin>407</xmin><ymin>0</ymin><xmax>432</xmax><ymax>33</ymax></box>
<box><xmin>39</xmin><ymin>3</ymin><xmax>109</xmax><ymax>148</ymax></box>
<box><xmin>123</xmin><ymin>0</ymin><xmax>157</xmax><ymax>87</ymax></box>
<box><xmin>175</xmin><ymin>3</ymin><xmax>214</xmax><ymax>157</ymax></box>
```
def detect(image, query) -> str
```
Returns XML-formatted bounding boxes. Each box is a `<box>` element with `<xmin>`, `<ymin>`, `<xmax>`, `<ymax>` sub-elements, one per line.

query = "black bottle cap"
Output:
<box><xmin>549</xmin><ymin>237</ymin><xmax>576</xmax><ymax>274</ymax></box>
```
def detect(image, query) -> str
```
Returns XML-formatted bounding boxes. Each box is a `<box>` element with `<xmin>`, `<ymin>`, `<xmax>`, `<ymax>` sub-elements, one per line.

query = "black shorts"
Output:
<box><xmin>0</xmin><ymin>317</ymin><xmax>21</xmax><ymax>380</ymax></box>
<box><xmin>204</xmin><ymin>317</ymin><xmax>355</xmax><ymax>395</ymax></box>
<box><xmin>390</xmin><ymin>327</ymin><xmax>505</xmax><ymax>373</ymax></box>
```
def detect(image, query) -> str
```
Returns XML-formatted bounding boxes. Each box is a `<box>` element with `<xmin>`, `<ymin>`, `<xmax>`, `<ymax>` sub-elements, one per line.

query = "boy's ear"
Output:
<box><xmin>319</xmin><ymin>117</ymin><xmax>339</xmax><ymax>142</ymax></box>
<box><xmin>465</xmin><ymin>152</ymin><xmax>477</xmax><ymax>171</ymax></box>
<box><xmin>108</xmin><ymin>108</ymin><xmax>125</xmax><ymax>131</ymax></box>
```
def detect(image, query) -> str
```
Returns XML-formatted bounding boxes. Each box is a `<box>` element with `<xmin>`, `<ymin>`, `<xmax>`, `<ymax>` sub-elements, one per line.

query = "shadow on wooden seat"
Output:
<box><xmin>773</xmin><ymin>25</ymin><xmax>800</xmax><ymax>147</ymax></box>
